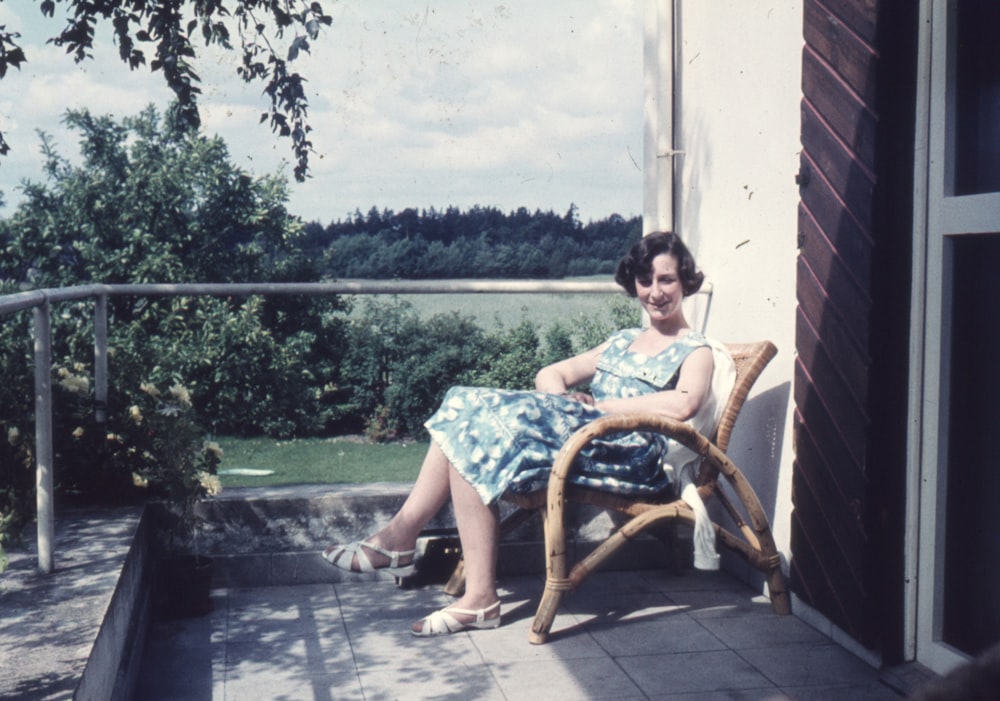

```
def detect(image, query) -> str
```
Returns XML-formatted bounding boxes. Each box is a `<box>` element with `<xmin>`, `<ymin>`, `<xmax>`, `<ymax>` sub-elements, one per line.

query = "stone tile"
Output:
<box><xmin>224</xmin><ymin>668</ymin><xmax>365</xmax><ymax>701</ymax></box>
<box><xmin>334</xmin><ymin>579</ymin><xmax>451</xmax><ymax>618</ymax></box>
<box><xmin>344</xmin><ymin>615</ymin><xmax>486</xmax><ymax>669</ymax></box>
<box><xmin>698</xmin><ymin>613</ymin><xmax>828</xmax><ymax>650</ymax></box>
<box><xmin>128</xmin><ymin>568</ymin><xmax>909</xmax><ymax>701</ymax></box>
<box><xmin>647</xmin><ymin>689</ymin><xmax>787</xmax><ymax>700</ymax></box>
<box><xmin>777</xmin><ymin>682</ymin><xmax>902</xmax><ymax>700</ymax></box>
<box><xmin>224</xmin><ymin>585</ymin><xmax>339</xmax><ymax>646</ymax></box>
<box><xmin>673</xmin><ymin>588</ymin><xmax>775</xmax><ymax>619</ymax></box>
<box><xmin>739</xmin><ymin>643</ymin><xmax>884</xmax><ymax>688</ymax></box>
<box><xmin>357</xmin><ymin>662</ymin><xmax>505</xmax><ymax>700</ymax></box>
<box><xmin>617</xmin><ymin>650</ymin><xmax>776</xmax><ymax>696</ymax></box>
<box><xmin>225</xmin><ymin>638</ymin><xmax>342</xmax><ymax>680</ymax></box>
<box><xmin>584</xmin><ymin>609</ymin><xmax>726</xmax><ymax>657</ymax></box>
<box><xmin>470</xmin><ymin>607</ymin><xmax>610</xmax><ymax>663</ymax></box>
<box><xmin>491</xmin><ymin>657</ymin><xmax>647</xmax><ymax>700</ymax></box>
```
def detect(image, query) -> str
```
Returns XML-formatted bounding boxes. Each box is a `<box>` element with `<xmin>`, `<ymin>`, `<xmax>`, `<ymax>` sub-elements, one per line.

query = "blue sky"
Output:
<box><xmin>0</xmin><ymin>1</ymin><xmax>643</xmax><ymax>225</ymax></box>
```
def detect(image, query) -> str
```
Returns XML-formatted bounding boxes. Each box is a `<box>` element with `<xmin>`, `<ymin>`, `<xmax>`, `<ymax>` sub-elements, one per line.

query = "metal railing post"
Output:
<box><xmin>33</xmin><ymin>300</ymin><xmax>55</xmax><ymax>574</ymax></box>
<box><xmin>94</xmin><ymin>293</ymin><xmax>108</xmax><ymax>423</ymax></box>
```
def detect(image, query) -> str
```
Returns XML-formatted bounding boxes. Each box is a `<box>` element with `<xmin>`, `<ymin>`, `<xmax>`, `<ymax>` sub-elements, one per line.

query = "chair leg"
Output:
<box><xmin>529</xmin><ymin>583</ymin><xmax>564</xmax><ymax>644</ymax></box>
<box><xmin>764</xmin><ymin>553</ymin><xmax>791</xmax><ymax>615</ymax></box>
<box><xmin>442</xmin><ymin>557</ymin><xmax>465</xmax><ymax>597</ymax></box>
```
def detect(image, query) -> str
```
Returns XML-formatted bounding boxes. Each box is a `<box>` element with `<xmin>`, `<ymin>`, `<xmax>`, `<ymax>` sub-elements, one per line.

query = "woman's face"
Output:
<box><xmin>635</xmin><ymin>253</ymin><xmax>684</xmax><ymax>324</ymax></box>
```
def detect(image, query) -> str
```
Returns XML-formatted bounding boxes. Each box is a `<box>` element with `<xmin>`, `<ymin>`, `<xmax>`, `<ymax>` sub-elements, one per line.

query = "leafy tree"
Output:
<box><xmin>2</xmin><ymin>104</ymin><xmax>302</xmax><ymax>289</ymax></box>
<box><xmin>0</xmin><ymin>0</ymin><xmax>332</xmax><ymax>180</ymax></box>
<box><xmin>0</xmin><ymin>104</ymin><xmax>348</xmax><ymax>438</ymax></box>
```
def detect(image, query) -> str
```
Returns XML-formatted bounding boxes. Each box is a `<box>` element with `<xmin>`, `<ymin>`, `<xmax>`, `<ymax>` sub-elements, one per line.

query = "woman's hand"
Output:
<box><xmin>534</xmin><ymin>341</ymin><xmax>608</xmax><ymax>394</ymax></box>
<box><xmin>563</xmin><ymin>391</ymin><xmax>595</xmax><ymax>406</ymax></box>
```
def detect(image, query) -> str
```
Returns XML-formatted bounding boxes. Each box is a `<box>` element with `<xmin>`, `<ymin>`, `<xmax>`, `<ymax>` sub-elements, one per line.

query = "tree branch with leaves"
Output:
<box><xmin>0</xmin><ymin>0</ymin><xmax>331</xmax><ymax>180</ymax></box>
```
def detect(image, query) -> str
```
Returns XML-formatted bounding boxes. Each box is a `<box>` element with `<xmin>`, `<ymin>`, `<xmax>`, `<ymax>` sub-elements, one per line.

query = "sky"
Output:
<box><xmin>0</xmin><ymin>1</ymin><xmax>644</xmax><ymax>225</ymax></box>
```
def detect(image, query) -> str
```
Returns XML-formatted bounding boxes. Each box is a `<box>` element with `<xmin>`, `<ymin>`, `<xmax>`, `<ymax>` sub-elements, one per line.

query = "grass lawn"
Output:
<box><xmin>216</xmin><ymin>436</ymin><xmax>426</xmax><ymax>489</ymax></box>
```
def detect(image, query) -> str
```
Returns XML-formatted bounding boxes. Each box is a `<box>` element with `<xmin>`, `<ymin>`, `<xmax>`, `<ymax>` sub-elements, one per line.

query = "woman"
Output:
<box><xmin>323</xmin><ymin>231</ymin><xmax>715</xmax><ymax>636</ymax></box>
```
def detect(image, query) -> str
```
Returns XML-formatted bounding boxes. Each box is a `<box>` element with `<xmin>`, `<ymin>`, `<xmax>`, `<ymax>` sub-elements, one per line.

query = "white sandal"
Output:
<box><xmin>322</xmin><ymin>540</ymin><xmax>416</xmax><ymax>577</ymax></box>
<box><xmin>412</xmin><ymin>601</ymin><xmax>501</xmax><ymax>637</ymax></box>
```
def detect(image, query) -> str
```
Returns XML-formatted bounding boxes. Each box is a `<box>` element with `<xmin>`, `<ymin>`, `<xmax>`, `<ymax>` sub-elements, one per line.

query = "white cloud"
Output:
<box><xmin>0</xmin><ymin>1</ymin><xmax>643</xmax><ymax>223</ymax></box>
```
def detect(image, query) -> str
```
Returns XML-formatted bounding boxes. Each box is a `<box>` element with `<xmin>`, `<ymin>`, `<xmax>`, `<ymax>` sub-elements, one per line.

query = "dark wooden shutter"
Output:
<box><xmin>793</xmin><ymin>0</ymin><xmax>916</xmax><ymax>657</ymax></box>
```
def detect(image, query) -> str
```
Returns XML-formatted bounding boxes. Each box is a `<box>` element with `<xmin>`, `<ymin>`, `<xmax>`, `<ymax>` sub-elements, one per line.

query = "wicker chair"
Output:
<box><xmin>444</xmin><ymin>340</ymin><xmax>790</xmax><ymax>644</ymax></box>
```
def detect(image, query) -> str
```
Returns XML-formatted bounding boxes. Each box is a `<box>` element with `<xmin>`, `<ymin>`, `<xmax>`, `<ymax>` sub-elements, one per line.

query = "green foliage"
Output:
<box><xmin>46</xmin><ymin>364</ymin><xmax>222</xmax><ymax>508</ymax></box>
<box><xmin>0</xmin><ymin>0</ymin><xmax>332</xmax><ymax>179</ymax></box>
<box><xmin>0</xmin><ymin>106</ymin><xmax>350</xmax><ymax>550</ymax></box>
<box><xmin>473</xmin><ymin>321</ymin><xmax>542</xmax><ymax>390</ymax></box>
<box><xmin>0</xmin><ymin>106</ymin><xmax>346</xmax><ymax>440</ymax></box>
<box><xmin>341</xmin><ymin>299</ymin><xmax>490</xmax><ymax>440</ymax></box>
<box><xmin>315</xmin><ymin>206</ymin><xmax>642</xmax><ymax>279</ymax></box>
<box><xmin>0</xmin><ymin>307</ymin><xmax>35</xmax><ymax>559</ymax></box>
<box><xmin>383</xmin><ymin>312</ymin><xmax>490</xmax><ymax>437</ymax></box>
<box><xmin>1</xmin><ymin>105</ymin><xmax>303</xmax><ymax>288</ymax></box>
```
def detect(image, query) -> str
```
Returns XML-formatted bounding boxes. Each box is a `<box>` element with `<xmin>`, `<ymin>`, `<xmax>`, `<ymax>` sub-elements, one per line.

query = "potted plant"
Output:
<box><xmin>127</xmin><ymin>382</ymin><xmax>223</xmax><ymax>618</ymax></box>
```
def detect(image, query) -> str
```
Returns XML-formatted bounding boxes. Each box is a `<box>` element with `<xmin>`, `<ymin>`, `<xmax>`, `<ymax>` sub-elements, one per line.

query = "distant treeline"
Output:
<box><xmin>302</xmin><ymin>205</ymin><xmax>643</xmax><ymax>279</ymax></box>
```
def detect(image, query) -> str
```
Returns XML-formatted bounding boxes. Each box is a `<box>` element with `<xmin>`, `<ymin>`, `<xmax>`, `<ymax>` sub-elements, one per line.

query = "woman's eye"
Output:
<box><xmin>637</xmin><ymin>277</ymin><xmax>652</xmax><ymax>287</ymax></box>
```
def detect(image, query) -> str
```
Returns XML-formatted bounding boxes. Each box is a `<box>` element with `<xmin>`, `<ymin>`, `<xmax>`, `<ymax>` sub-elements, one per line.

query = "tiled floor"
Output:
<box><xmin>135</xmin><ymin>568</ymin><xmax>903</xmax><ymax>700</ymax></box>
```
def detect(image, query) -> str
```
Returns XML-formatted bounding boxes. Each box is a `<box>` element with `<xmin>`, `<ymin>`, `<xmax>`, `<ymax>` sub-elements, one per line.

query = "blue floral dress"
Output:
<box><xmin>424</xmin><ymin>329</ymin><xmax>709</xmax><ymax>505</ymax></box>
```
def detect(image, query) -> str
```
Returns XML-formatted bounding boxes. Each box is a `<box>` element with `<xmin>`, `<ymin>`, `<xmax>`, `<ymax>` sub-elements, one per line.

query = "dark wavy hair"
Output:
<box><xmin>614</xmin><ymin>232</ymin><xmax>704</xmax><ymax>297</ymax></box>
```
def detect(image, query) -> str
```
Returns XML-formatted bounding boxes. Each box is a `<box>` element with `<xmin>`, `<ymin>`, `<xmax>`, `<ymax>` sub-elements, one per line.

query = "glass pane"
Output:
<box><xmin>952</xmin><ymin>0</ymin><xmax>1000</xmax><ymax>195</ymax></box>
<box><xmin>943</xmin><ymin>233</ymin><xmax>1000</xmax><ymax>656</ymax></box>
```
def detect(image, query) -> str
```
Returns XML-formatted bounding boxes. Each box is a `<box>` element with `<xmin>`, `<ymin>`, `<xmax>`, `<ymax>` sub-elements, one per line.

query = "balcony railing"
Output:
<box><xmin>5</xmin><ymin>278</ymin><xmax>671</xmax><ymax>574</ymax></box>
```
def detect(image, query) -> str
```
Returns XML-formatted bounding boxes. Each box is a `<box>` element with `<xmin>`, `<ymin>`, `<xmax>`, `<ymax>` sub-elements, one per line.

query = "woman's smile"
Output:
<box><xmin>635</xmin><ymin>253</ymin><xmax>684</xmax><ymax>325</ymax></box>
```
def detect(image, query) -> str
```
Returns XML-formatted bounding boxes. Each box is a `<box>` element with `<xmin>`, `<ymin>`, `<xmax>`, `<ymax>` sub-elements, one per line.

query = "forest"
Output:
<box><xmin>302</xmin><ymin>206</ymin><xmax>640</xmax><ymax>280</ymax></box>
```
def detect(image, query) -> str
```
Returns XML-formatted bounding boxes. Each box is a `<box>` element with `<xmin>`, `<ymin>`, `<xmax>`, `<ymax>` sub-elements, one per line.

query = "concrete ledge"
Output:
<box><xmin>0</xmin><ymin>505</ymin><xmax>146</xmax><ymax>701</ymax></box>
<box><xmin>193</xmin><ymin>482</ymin><xmax>682</xmax><ymax>588</ymax></box>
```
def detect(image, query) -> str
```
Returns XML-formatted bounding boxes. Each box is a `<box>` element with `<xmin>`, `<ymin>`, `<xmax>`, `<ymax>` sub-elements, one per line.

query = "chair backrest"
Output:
<box><xmin>698</xmin><ymin>341</ymin><xmax>778</xmax><ymax>483</ymax></box>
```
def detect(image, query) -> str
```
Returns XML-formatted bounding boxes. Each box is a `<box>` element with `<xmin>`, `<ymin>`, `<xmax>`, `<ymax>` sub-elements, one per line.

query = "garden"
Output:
<box><xmin>0</xmin><ymin>105</ymin><xmax>641</xmax><ymax>571</ymax></box>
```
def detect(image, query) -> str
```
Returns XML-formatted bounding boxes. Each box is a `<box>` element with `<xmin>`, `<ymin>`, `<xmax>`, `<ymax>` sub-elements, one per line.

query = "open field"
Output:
<box><xmin>343</xmin><ymin>282</ymin><xmax>637</xmax><ymax>331</ymax></box>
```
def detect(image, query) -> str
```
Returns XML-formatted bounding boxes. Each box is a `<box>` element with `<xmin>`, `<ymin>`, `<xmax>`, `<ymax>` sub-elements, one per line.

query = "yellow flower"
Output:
<box><xmin>202</xmin><ymin>441</ymin><xmax>224</xmax><ymax>460</ymax></box>
<box><xmin>128</xmin><ymin>405</ymin><xmax>143</xmax><ymax>424</ymax></box>
<box><xmin>140</xmin><ymin>382</ymin><xmax>160</xmax><ymax>398</ymax></box>
<box><xmin>72</xmin><ymin>426</ymin><xmax>85</xmax><ymax>439</ymax></box>
<box><xmin>106</xmin><ymin>432</ymin><xmax>122</xmax><ymax>443</ymax></box>
<box><xmin>132</xmin><ymin>472</ymin><xmax>149</xmax><ymax>488</ymax></box>
<box><xmin>168</xmin><ymin>384</ymin><xmax>192</xmax><ymax>407</ymax></box>
<box><xmin>7</xmin><ymin>427</ymin><xmax>20</xmax><ymax>445</ymax></box>
<box><xmin>197</xmin><ymin>471</ymin><xmax>223</xmax><ymax>496</ymax></box>
<box><xmin>59</xmin><ymin>374</ymin><xmax>90</xmax><ymax>395</ymax></box>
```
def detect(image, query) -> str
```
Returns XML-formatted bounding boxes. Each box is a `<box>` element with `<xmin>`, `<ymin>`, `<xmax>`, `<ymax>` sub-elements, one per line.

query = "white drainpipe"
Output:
<box><xmin>643</xmin><ymin>0</ymin><xmax>679</xmax><ymax>235</ymax></box>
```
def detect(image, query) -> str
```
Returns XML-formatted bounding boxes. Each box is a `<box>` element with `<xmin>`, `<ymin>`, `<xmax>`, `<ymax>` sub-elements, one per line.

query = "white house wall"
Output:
<box><xmin>650</xmin><ymin>1</ymin><xmax>803</xmax><ymax>582</ymax></box>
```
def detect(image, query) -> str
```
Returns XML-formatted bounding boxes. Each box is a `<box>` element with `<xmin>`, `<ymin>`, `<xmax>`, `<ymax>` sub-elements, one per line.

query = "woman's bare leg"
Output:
<box><xmin>412</xmin><ymin>463</ymin><xmax>500</xmax><ymax>631</ymax></box>
<box><xmin>327</xmin><ymin>441</ymin><xmax>452</xmax><ymax>568</ymax></box>
<box><xmin>447</xmin><ymin>463</ymin><xmax>500</xmax><ymax>608</ymax></box>
<box><xmin>376</xmin><ymin>441</ymin><xmax>452</xmax><ymax>548</ymax></box>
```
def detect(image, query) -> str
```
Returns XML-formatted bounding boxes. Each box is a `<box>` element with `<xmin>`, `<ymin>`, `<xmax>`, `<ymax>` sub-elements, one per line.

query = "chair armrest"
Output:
<box><xmin>546</xmin><ymin>413</ymin><xmax>715</xmax><ymax>502</ymax></box>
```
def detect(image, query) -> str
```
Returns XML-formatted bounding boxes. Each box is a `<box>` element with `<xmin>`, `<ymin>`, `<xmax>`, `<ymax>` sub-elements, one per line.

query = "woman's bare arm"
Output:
<box><xmin>594</xmin><ymin>346</ymin><xmax>714</xmax><ymax>421</ymax></box>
